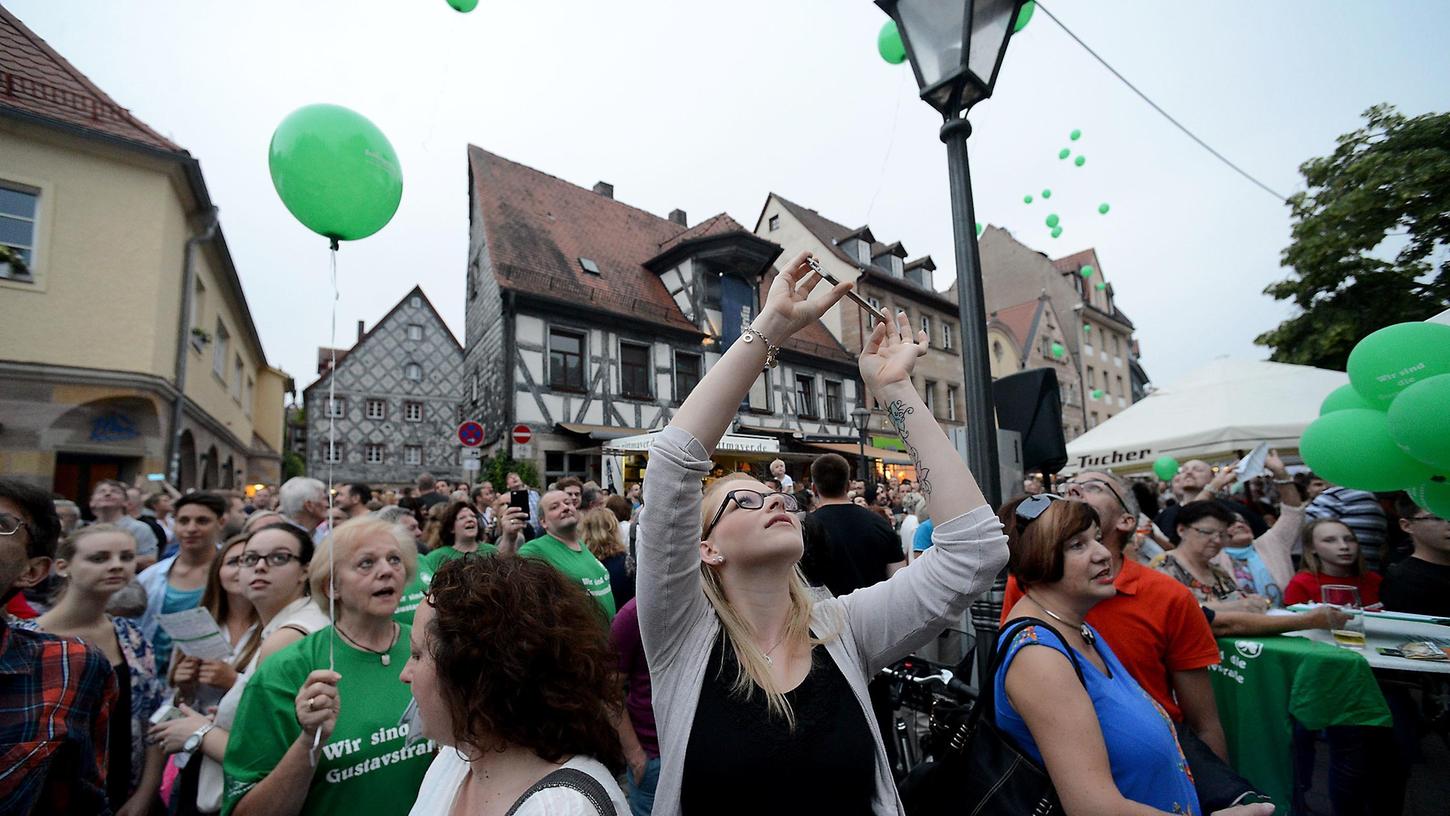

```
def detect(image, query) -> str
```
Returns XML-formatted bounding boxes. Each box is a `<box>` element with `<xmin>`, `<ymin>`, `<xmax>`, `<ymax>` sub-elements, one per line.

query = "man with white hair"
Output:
<box><xmin>279</xmin><ymin>476</ymin><xmax>328</xmax><ymax>542</ymax></box>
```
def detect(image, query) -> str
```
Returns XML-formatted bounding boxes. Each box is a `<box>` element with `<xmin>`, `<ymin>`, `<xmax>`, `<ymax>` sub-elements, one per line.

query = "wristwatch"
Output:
<box><xmin>183</xmin><ymin>722</ymin><xmax>215</xmax><ymax>753</ymax></box>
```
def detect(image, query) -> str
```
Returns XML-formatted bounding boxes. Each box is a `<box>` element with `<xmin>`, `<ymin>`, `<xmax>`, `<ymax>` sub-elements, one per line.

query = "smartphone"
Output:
<box><xmin>509</xmin><ymin>490</ymin><xmax>530</xmax><ymax>514</ymax></box>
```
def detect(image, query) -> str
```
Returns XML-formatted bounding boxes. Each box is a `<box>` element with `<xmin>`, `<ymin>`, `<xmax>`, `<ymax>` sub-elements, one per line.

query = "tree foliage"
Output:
<box><xmin>1256</xmin><ymin>105</ymin><xmax>1450</xmax><ymax>369</ymax></box>
<box><xmin>481</xmin><ymin>453</ymin><xmax>539</xmax><ymax>490</ymax></box>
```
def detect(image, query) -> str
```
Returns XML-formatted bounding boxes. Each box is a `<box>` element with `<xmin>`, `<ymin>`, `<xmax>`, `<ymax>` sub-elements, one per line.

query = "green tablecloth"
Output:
<box><xmin>1210</xmin><ymin>635</ymin><xmax>1391</xmax><ymax>810</ymax></box>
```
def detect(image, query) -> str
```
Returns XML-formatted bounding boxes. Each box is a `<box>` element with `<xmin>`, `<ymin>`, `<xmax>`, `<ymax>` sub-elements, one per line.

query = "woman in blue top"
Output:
<box><xmin>995</xmin><ymin>494</ymin><xmax>1271</xmax><ymax>816</ymax></box>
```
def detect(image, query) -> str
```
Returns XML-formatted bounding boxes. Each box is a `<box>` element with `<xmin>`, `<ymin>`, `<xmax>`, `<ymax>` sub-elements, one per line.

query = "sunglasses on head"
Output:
<box><xmin>1014</xmin><ymin>493</ymin><xmax>1063</xmax><ymax>529</ymax></box>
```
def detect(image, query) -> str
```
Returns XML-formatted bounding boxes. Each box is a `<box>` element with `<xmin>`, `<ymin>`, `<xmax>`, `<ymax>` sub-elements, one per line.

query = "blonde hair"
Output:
<box><xmin>699</xmin><ymin>474</ymin><xmax>834</xmax><ymax>729</ymax></box>
<box><xmin>1300</xmin><ymin>519</ymin><xmax>1365</xmax><ymax>576</ymax></box>
<box><xmin>51</xmin><ymin>524</ymin><xmax>134</xmax><ymax>602</ymax></box>
<box><xmin>580</xmin><ymin>508</ymin><xmax>625</xmax><ymax>561</ymax></box>
<box><xmin>310</xmin><ymin>518</ymin><xmax>418</xmax><ymax>616</ymax></box>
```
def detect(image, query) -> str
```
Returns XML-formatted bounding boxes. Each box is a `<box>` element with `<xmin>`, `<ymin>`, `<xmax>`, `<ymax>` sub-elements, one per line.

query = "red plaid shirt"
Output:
<box><xmin>0</xmin><ymin>617</ymin><xmax>117</xmax><ymax>815</ymax></box>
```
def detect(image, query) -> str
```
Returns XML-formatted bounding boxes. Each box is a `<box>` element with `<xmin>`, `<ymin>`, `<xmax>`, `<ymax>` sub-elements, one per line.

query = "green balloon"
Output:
<box><xmin>1319</xmin><ymin>383</ymin><xmax>1379</xmax><ymax>415</ymax></box>
<box><xmin>1153</xmin><ymin>456</ymin><xmax>1180</xmax><ymax>481</ymax></box>
<box><xmin>268</xmin><ymin>104</ymin><xmax>403</xmax><ymax>243</ymax></box>
<box><xmin>1299</xmin><ymin>409</ymin><xmax>1434</xmax><ymax>492</ymax></box>
<box><xmin>976</xmin><ymin>222</ymin><xmax>984</xmax><ymax>236</ymax></box>
<box><xmin>1091</xmin><ymin>389</ymin><xmax>1103</xmax><ymax>400</ymax></box>
<box><xmin>1407</xmin><ymin>478</ymin><xmax>1450</xmax><ymax>518</ymax></box>
<box><xmin>1082</xmin><ymin>323</ymin><xmax>1091</xmax><ymax>333</ymax></box>
<box><xmin>1058</xmin><ymin>148</ymin><xmax>1070</xmax><ymax>160</ymax></box>
<box><xmin>1024</xmin><ymin>194</ymin><xmax>1034</xmax><ymax>204</ymax></box>
<box><xmin>1094</xmin><ymin>282</ymin><xmax>1107</xmax><ymax>291</ymax></box>
<box><xmin>1046</xmin><ymin>213</ymin><xmax>1060</xmax><ymax>228</ymax></box>
<box><xmin>1387</xmin><ymin>374</ymin><xmax>1450</xmax><ymax>470</ymax></box>
<box><xmin>877</xmin><ymin>20</ymin><xmax>906</xmax><ymax>64</ymax></box>
<box><xmin>1098</xmin><ymin>202</ymin><xmax>1110</xmax><ymax>215</ymax></box>
<box><xmin>1075</xmin><ymin>155</ymin><xmax>1086</xmax><ymax>167</ymax></box>
<box><xmin>1042</xmin><ymin>189</ymin><xmax>1052</xmax><ymax>199</ymax></box>
<box><xmin>1080</xmin><ymin>265</ymin><xmax>1094</xmax><ymax>278</ymax></box>
<box><xmin>446</xmin><ymin>0</ymin><xmax>478</xmax><ymax>10</ymax></box>
<box><xmin>1051</xmin><ymin>226</ymin><xmax>1063</xmax><ymax>238</ymax></box>
<box><xmin>1070</xmin><ymin>128</ymin><xmax>1082</xmax><ymax>141</ymax></box>
<box><xmin>1346</xmin><ymin>322</ymin><xmax>1450</xmax><ymax>406</ymax></box>
<box><xmin>1013</xmin><ymin>0</ymin><xmax>1035</xmax><ymax>33</ymax></box>
<box><xmin>1051</xmin><ymin>342</ymin><xmax>1065</xmax><ymax>359</ymax></box>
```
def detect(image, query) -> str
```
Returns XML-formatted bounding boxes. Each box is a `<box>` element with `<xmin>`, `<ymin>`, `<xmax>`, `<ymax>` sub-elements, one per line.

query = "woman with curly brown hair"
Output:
<box><xmin>402</xmin><ymin>554</ymin><xmax>629</xmax><ymax>815</ymax></box>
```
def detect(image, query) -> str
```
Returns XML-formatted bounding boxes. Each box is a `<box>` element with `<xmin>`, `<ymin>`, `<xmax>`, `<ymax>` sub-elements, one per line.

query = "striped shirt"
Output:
<box><xmin>1305</xmin><ymin>487</ymin><xmax>1389</xmax><ymax>572</ymax></box>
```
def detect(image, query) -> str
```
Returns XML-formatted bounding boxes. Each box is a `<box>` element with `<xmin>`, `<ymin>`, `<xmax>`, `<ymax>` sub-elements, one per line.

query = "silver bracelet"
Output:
<box><xmin>740</xmin><ymin>325</ymin><xmax>781</xmax><ymax>369</ymax></box>
<box><xmin>1272</xmin><ymin>478</ymin><xmax>1294</xmax><ymax>485</ymax></box>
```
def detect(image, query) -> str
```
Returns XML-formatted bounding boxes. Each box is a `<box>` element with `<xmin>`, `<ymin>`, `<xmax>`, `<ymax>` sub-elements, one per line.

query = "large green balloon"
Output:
<box><xmin>1098</xmin><ymin>202</ymin><xmax>1110</xmax><ymax>214</ymax></box>
<box><xmin>268</xmin><ymin>104</ymin><xmax>403</xmax><ymax>243</ymax></box>
<box><xmin>1080</xmin><ymin>265</ymin><xmax>1095</xmax><ymax>278</ymax></box>
<box><xmin>1153</xmin><ymin>456</ymin><xmax>1180</xmax><ymax>481</ymax></box>
<box><xmin>446</xmin><ymin>0</ymin><xmax>478</xmax><ymax>11</ymax></box>
<box><xmin>1014</xmin><ymin>1</ymin><xmax>1036</xmax><ymax>33</ymax></box>
<box><xmin>1387</xmin><ymin>374</ymin><xmax>1450</xmax><ymax>469</ymax></box>
<box><xmin>877</xmin><ymin>20</ymin><xmax>906</xmax><ymax>64</ymax></box>
<box><xmin>1046</xmin><ymin>213</ymin><xmax>1060</xmax><ymax>228</ymax></box>
<box><xmin>1319</xmin><ymin>383</ymin><xmax>1378</xmax><ymax>415</ymax></box>
<box><xmin>1407</xmin><ymin>478</ymin><xmax>1450</xmax><ymax>518</ymax></box>
<box><xmin>1299</xmin><ymin>409</ymin><xmax>1435</xmax><ymax>491</ymax></box>
<box><xmin>1346</xmin><ymin>322</ymin><xmax>1450</xmax><ymax>406</ymax></box>
<box><xmin>1051</xmin><ymin>342</ymin><xmax>1065</xmax><ymax>359</ymax></box>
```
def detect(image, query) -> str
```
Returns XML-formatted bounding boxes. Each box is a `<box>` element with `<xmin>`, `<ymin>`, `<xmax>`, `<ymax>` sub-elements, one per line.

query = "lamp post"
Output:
<box><xmin>851</xmin><ymin>405</ymin><xmax>873</xmax><ymax>486</ymax></box>
<box><xmin>875</xmin><ymin>0</ymin><xmax>1023</xmax><ymax>510</ymax></box>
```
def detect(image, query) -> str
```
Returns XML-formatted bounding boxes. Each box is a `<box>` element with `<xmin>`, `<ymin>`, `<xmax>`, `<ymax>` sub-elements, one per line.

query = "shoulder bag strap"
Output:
<box><xmin>955</xmin><ymin>617</ymin><xmax>1088</xmax><ymax>743</ymax></box>
<box><xmin>504</xmin><ymin>766</ymin><xmax>614</xmax><ymax>816</ymax></box>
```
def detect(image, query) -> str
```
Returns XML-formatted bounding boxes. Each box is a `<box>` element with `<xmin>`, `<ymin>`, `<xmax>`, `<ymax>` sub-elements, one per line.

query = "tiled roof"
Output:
<box><xmin>771</xmin><ymin>194</ymin><xmax>956</xmax><ymax>309</ymax></box>
<box><xmin>991</xmin><ymin>299</ymin><xmax>1043</xmax><ymax>351</ymax></box>
<box><xmin>0</xmin><ymin>6</ymin><xmax>183</xmax><ymax>154</ymax></box>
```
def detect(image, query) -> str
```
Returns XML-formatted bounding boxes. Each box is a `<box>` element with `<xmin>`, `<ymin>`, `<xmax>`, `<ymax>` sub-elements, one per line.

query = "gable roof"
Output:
<box><xmin>1050</xmin><ymin>248</ymin><xmax>1135</xmax><ymax>329</ymax></box>
<box><xmin>766</xmin><ymin>193</ymin><xmax>957</xmax><ymax>309</ymax></box>
<box><xmin>302</xmin><ymin>285</ymin><xmax>461</xmax><ymax>396</ymax></box>
<box><xmin>991</xmin><ymin>299</ymin><xmax>1043</xmax><ymax>351</ymax></box>
<box><xmin>0</xmin><ymin>6</ymin><xmax>182</xmax><ymax>154</ymax></box>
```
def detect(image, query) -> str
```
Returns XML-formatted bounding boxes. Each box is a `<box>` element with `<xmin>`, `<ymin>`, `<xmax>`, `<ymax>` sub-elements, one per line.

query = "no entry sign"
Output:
<box><xmin>511</xmin><ymin>424</ymin><xmax>532</xmax><ymax>445</ymax></box>
<box><xmin>457</xmin><ymin>420</ymin><xmax>484</xmax><ymax>447</ymax></box>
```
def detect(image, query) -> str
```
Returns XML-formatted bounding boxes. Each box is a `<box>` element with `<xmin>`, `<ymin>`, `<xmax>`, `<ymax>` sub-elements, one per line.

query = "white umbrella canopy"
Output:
<box><xmin>1062</xmin><ymin>359</ymin><xmax>1349</xmax><ymax>475</ymax></box>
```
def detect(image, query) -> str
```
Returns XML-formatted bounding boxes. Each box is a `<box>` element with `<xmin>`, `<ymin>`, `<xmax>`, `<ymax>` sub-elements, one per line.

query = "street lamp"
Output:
<box><xmin>875</xmin><ymin>0</ymin><xmax>1022</xmax><ymax>510</ymax></box>
<box><xmin>851</xmin><ymin>405</ymin><xmax>873</xmax><ymax>486</ymax></box>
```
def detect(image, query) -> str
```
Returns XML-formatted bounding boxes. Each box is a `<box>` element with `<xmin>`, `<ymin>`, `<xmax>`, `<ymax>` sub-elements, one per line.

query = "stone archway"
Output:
<box><xmin>222</xmin><ymin>455</ymin><xmax>235</xmax><ymax>488</ymax></box>
<box><xmin>203</xmin><ymin>445</ymin><xmax>220</xmax><ymax>489</ymax></box>
<box><xmin>178</xmin><ymin>430</ymin><xmax>198</xmax><ymax>490</ymax></box>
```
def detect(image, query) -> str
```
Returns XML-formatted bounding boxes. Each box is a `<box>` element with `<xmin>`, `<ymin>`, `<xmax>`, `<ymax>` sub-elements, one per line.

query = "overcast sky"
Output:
<box><xmin>11</xmin><ymin>0</ymin><xmax>1449</xmax><ymax>396</ymax></box>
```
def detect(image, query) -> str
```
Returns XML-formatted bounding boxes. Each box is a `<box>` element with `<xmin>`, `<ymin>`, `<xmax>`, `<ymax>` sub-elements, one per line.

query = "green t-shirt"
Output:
<box><xmin>394</xmin><ymin>543</ymin><xmax>499</xmax><ymax>625</ymax></box>
<box><xmin>517</xmin><ymin>533</ymin><xmax>616</xmax><ymax>619</ymax></box>
<box><xmin>221</xmin><ymin>626</ymin><xmax>435</xmax><ymax>816</ymax></box>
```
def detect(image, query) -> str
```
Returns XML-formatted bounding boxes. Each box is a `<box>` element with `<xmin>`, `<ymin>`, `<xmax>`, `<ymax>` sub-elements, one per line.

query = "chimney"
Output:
<box><xmin>668</xmin><ymin>208</ymin><xmax>688</xmax><ymax>227</ymax></box>
<box><xmin>592</xmin><ymin>181</ymin><xmax>613</xmax><ymax>199</ymax></box>
<box><xmin>356</xmin><ymin>320</ymin><xmax>364</xmax><ymax>342</ymax></box>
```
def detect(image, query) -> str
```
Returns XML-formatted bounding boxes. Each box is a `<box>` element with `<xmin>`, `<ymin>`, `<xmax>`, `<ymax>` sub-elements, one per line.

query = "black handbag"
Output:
<box><xmin>899</xmin><ymin>617</ymin><xmax>1086</xmax><ymax>816</ymax></box>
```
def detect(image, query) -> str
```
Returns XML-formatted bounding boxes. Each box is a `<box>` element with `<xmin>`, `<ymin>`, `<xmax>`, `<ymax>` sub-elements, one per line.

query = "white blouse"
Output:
<box><xmin>407</xmin><ymin>750</ymin><xmax>628</xmax><ymax>816</ymax></box>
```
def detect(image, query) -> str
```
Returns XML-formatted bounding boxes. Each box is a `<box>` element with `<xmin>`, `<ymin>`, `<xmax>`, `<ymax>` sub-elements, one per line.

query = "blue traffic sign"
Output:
<box><xmin>457</xmin><ymin>420</ymin><xmax>485</xmax><ymax>447</ymax></box>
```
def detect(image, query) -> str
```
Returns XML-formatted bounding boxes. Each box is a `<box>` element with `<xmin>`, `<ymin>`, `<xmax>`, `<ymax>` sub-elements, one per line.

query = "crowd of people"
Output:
<box><xmin>2</xmin><ymin>252</ymin><xmax>1446</xmax><ymax>815</ymax></box>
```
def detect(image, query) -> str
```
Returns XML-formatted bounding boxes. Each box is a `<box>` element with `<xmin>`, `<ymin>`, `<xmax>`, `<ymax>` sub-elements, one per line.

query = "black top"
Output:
<box><xmin>1381</xmin><ymin>556</ymin><xmax>1450</xmax><ymax>617</ymax></box>
<box><xmin>806</xmin><ymin>504</ymin><xmax>904</xmax><ymax>597</ymax></box>
<box><xmin>681</xmin><ymin>636</ymin><xmax>876</xmax><ymax>816</ymax></box>
<box><xmin>107</xmin><ymin>660</ymin><xmax>132</xmax><ymax>810</ymax></box>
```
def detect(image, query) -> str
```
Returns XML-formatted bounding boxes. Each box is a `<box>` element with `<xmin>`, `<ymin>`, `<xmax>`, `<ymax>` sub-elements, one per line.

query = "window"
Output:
<box><xmin>674</xmin><ymin>351</ymin><xmax>702</xmax><ymax>403</ymax></box>
<box><xmin>324</xmin><ymin>441</ymin><xmax>344</xmax><ymax>464</ymax></box>
<box><xmin>924</xmin><ymin>380</ymin><xmax>937</xmax><ymax>415</ymax></box>
<box><xmin>231</xmin><ymin>356</ymin><xmax>243</xmax><ymax>400</ymax></box>
<box><xmin>0</xmin><ymin>183</ymin><xmax>39</xmax><ymax>281</ymax></box>
<box><xmin>1090</xmin><ymin>411</ymin><xmax>1100</xmax><ymax>427</ymax></box>
<box><xmin>1084</xmin><ymin>342</ymin><xmax>1094</xmax><ymax>357</ymax></box>
<box><xmin>795</xmin><ymin>375</ymin><xmax>817</xmax><ymax>419</ymax></box>
<box><xmin>920</xmin><ymin>315</ymin><xmax>931</xmax><ymax>340</ymax></box>
<box><xmin>213</xmin><ymin>319</ymin><xmax>230</xmax><ymax>380</ymax></box>
<box><xmin>405</xmin><ymin>445</ymin><xmax>422</xmax><ymax>466</ymax></box>
<box><xmin>410</xmin><ymin>295</ymin><xmax>422</xmax><ymax>308</ymax></box>
<box><xmin>244</xmin><ymin>376</ymin><xmax>253</xmax><ymax>417</ymax></box>
<box><xmin>325</xmin><ymin>397</ymin><xmax>346</xmax><ymax>418</ymax></box>
<box><xmin>365</xmin><ymin>443</ymin><xmax>385</xmax><ymax>464</ymax></box>
<box><xmin>1117</xmin><ymin>375</ymin><xmax>1125</xmax><ymax>398</ymax></box>
<box><xmin>366</xmin><ymin>399</ymin><xmax>386</xmax><ymax>420</ymax></box>
<box><xmin>748</xmin><ymin>372</ymin><xmax>771</xmax><ymax>412</ymax></box>
<box><xmin>406</xmin><ymin>324</ymin><xmax>423</xmax><ymax>341</ymax></box>
<box><xmin>768</xmin><ymin>215</ymin><xmax>780</xmax><ymax>231</ymax></box>
<box><xmin>868</xmin><ymin>296</ymin><xmax>882</xmax><ymax>313</ymax></box>
<box><xmin>1086</xmin><ymin>366</ymin><xmax>1096</xmax><ymax>392</ymax></box>
<box><xmin>191</xmin><ymin>279</ymin><xmax>207</xmax><ymax>348</ymax></box>
<box><xmin>405</xmin><ymin>362</ymin><xmax>422</xmax><ymax>381</ymax></box>
<box><xmin>579</xmin><ymin>257</ymin><xmax>601</xmax><ymax>275</ymax></box>
<box><xmin>404</xmin><ymin>401</ymin><xmax>423</xmax><ymax>422</ymax></box>
<box><xmin>824</xmin><ymin>380</ymin><xmax>845</xmax><ymax>422</ymax></box>
<box><xmin>942</xmin><ymin>323</ymin><xmax>954</xmax><ymax>350</ymax></box>
<box><xmin>947</xmin><ymin>385</ymin><xmax>959</xmax><ymax>421</ymax></box>
<box><xmin>549</xmin><ymin>328</ymin><xmax>585</xmax><ymax>390</ymax></box>
<box><xmin>620</xmin><ymin>341</ymin><xmax>652</xmax><ymax>398</ymax></box>
<box><xmin>471</xmin><ymin>367</ymin><xmax>479</xmax><ymax>402</ymax></box>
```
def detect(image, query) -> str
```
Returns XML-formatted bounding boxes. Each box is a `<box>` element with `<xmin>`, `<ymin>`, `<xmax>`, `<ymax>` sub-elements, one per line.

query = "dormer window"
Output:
<box><xmin>841</xmin><ymin>238</ymin><xmax>871</xmax><ymax>265</ymax></box>
<box><xmin>579</xmin><ymin>257</ymin><xmax>601</xmax><ymax>275</ymax></box>
<box><xmin>874</xmin><ymin>254</ymin><xmax>904</xmax><ymax>277</ymax></box>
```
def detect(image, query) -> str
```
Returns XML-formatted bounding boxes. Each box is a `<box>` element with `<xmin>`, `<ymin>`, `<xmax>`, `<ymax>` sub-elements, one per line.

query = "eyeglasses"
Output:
<box><xmin>1014</xmin><ymin>494</ymin><xmax>1062</xmax><ymax>528</ymax></box>
<box><xmin>703</xmin><ymin>489</ymin><xmax>800</xmax><ymax>540</ymax></box>
<box><xmin>1185</xmin><ymin>525</ymin><xmax>1229</xmax><ymax>541</ymax></box>
<box><xmin>0</xmin><ymin>513</ymin><xmax>24</xmax><ymax>537</ymax></box>
<box><xmin>239</xmin><ymin>551</ymin><xmax>303</xmax><ymax>568</ymax></box>
<box><xmin>1064</xmin><ymin>478</ymin><xmax>1130</xmax><ymax>516</ymax></box>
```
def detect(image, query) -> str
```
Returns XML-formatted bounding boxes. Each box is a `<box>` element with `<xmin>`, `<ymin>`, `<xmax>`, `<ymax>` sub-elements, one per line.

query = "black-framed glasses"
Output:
<box><xmin>239</xmin><ymin>551</ymin><xmax>303</xmax><ymax>568</ymax></box>
<box><xmin>1014</xmin><ymin>494</ymin><xmax>1062</xmax><ymax>528</ymax></box>
<box><xmin>703</xmin><ymin>489</ymin><xmax>800</xmax><ymax>540</ymax></box>
<box><xmin>0</xmin><ymin>513</ymin><xmax>23</xmax><ymax>537</ymax></box>
<box><xmin>1065</xmin><ymin>478</ymin><xmax>1130</xmax><ymax>517</ymax></box>
<box><xmin>1185</xmin><ymin>525</ymin><xmax>1229</xmax><ymax>541</ymax></box>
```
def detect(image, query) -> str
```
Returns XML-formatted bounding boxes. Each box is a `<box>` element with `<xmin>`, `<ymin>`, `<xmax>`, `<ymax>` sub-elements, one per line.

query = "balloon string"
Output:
<box><xmin>311</xmin><ymin>242</ymin><xmax>340</xmax><ymax>767</ymax></box>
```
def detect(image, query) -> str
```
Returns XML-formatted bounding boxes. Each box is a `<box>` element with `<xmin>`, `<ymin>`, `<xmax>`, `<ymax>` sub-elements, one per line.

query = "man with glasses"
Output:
<box><xmin>518</xmin><ymin>490</ymin><xmax>616</xmax><ymax>618</ymax></box>
<box><xmin>1382</xmin><ymin>494</ymin><xmax>1450</xmax><ymax>616</ymax></box>
<box><xmin>0</xmin><ymin>479</ymin><xmax>117</xmax><ymax>815</ymax></box>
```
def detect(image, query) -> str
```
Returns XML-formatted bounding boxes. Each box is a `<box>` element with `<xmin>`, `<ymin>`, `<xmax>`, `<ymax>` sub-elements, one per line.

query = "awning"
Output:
<box><xmin>803</xmin><ymin>441</ymin><xmax>913</xmax><ymax>465</ymax></box>
<box><xmin>556</xmin><ymin>422</ymin><xmax>645</xmax><ymax>440</ymax></box>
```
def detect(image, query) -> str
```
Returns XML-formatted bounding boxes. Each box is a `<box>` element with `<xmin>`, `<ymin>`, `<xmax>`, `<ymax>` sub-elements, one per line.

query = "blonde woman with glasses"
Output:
<box><xmin>637</xmin><ymin>253</ymin><xmax>1008</xmax><ymax>816</ymax></box>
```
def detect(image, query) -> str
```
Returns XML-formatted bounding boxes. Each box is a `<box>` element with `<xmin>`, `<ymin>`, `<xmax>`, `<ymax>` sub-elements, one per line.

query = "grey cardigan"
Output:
<box><xmin>637</xmin><ymin>425</ymin><xmax>1009</xmax><ymax>816</ymax></box>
